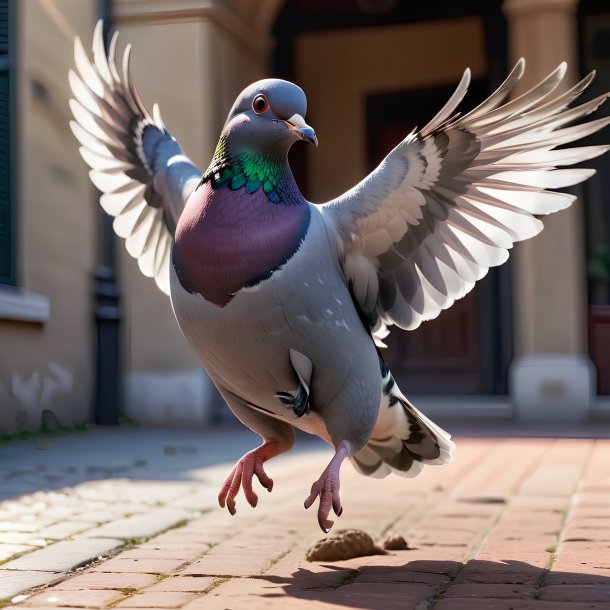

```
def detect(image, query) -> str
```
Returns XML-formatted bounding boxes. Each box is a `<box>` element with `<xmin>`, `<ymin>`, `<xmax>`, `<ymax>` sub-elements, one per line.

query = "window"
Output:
<box><xmin>0</xmin><ymin>0</ymin><xmax>13</xmax><ymax>285</ymax></box>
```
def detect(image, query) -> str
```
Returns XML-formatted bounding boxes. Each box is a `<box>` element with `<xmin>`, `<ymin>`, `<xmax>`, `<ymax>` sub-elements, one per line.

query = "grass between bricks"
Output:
<box><xmin>531</xmin><ymin>541</ymin><xmax>560</xmax><ymax>599</ymax></box>
<box><xmin>419</xmin><ymin>495</ymin><xmax>513</xmax><ymax>609</ymax></box>
<box><xmin>0</xmin><ymin>547</ymin><xmax>36</xmax><ymax>567</ymax></box>
<box><xmin>0</xmin><ymin>410</ymin><xmax>87</xmax><ymax>443</ymax></box>
<box><xmin>107</xmin><ymin>594</ymin><xmax>131</xmax><ymax>608</ymax></box>
<box><xmin>0</xmin><ymin>512</ymin><xmax>167</xmax><ymax>568</ymax></box>
<box><xmin>532</xmin><ymin>493</ymin><xmax>574</xmax><ymax>599</ymax></box>
<box><xmin>7</xmin><ymin>517</ymin><xmax>195</xmax><ymax>604</ymax></box>
<box><xmin>0</xmin><ymin>531</ymin><xmax>156</xmax><ymax>572</ymax></box>
<box><xmin>204</xmin><ymin>577</ymin><xmax>229</xmax><ymax>593</ymax></box>
<box><xmin>324</xmin><ymin>569</ymin><xmax>361</xmax><ymax>592</ymax></box>
<box><xmin>415</xmin><ymin>573</ymin><xmax>457</xmax><ymax>610</ymax></box>
<box><xmin>106</xmin><ymin>576</ymin><xmax>171</xmax><ymax>608</ymax></box>
<box><xmin>0</xmin><ymin>480</ymin><xmax>193</xmax><ymax>576</ymax></box>
<box><xmin>118</xmin><ymin>519</ymin><xmax>191</xmax><ymax>548</ymax></box>
<box><xmin>380</xmin><ymin>515</ymin><xmax>402</xmax><ymax>537</ymax></box>
<box><xmin>266</xmin><ymin>547</ymin><xmax>292</xmax><ymax>571</ymax></box>
<box><xmin>0</xmin><ymin>461</ymin><xmax>215</xmax><ymax>607</ymax></box>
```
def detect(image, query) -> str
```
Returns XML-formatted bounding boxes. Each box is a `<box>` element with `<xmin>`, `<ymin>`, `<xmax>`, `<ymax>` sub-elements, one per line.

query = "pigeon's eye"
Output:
<box><xmin>252</xmin><ymin>94</ymin><xmax>270</xmax><ymax>114</ymax></box>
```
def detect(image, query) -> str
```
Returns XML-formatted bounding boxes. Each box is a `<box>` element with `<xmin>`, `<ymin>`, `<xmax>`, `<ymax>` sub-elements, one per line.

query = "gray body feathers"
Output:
<box><xmin>170</xmin><ymin>205</ymin><xmax>453</xmax><ymax>471</ymax></box>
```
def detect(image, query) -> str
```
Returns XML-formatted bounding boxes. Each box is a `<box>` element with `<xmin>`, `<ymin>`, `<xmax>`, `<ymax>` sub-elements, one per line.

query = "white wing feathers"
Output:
<box><xmin>321</xmin><ymin>60</ymin><xmax>610</xmax><ymax>341</ymax></box>
<box><xmin>69</xmin><ymin>21</ymin><xmax>202</xmax><ymax>295</ymax></box>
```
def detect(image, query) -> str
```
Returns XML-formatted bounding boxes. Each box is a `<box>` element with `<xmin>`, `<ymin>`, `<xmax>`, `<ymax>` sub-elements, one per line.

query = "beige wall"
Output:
<box><xmin>110</xmin><ymin>17</ymin><xmax>206</xmax><ymax>375</ymax></box>
<box><xmin>502</xmin><ymin>0</ymin><xmax>595</xmax><ymax>419</ymax></box>
<box><xmin>0</xmin><ymin>0</ymin><xmax>97</xmax><ymax>432</ymax></box>
<box><xmin>2</xmin><ymin>0</ymin><xmax>593</xmax><ymax>433</ymax></box>
<box><xmin>504</xmin><ymin>0</ymin><xmax>588</xmax><ymax>356</ymax></box>
<box><xmin>112</xmin><ymin>1</ymin><xmax>275</xmax><ymax>422</ymax></box>
<box><xmin>0</xmin><ymin>0</ymin><xmax>282</xmax><ymax>432</ymax></box>
<box><xmin>112</xmin><ymin>1</ymin><xmax>270</xmax><ymax>372</ymax></box>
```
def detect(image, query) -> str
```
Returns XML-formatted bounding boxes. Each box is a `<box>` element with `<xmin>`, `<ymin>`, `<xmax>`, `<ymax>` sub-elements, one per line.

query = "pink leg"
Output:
<box><xmin>304</xmin><ymin>440</ymin><xmax>352</xmax><ymax>533</ymax></box>
<box><xmin>218</xmin><ymin>439</ymin><xmax>283</xmax><ymax>515</ymax></box>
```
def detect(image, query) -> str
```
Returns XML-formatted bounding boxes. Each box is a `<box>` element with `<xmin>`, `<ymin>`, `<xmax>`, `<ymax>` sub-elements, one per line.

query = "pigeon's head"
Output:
<box><xmin>222</xmin><ymin>79</ymin><xmax>317</xmax><ymax>155</ymax></box>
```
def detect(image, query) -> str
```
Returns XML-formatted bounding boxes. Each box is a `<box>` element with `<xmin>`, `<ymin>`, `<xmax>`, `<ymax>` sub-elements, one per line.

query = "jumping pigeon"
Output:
<box><xmin>69</xmin><ymin>23</ymin><xmax>610</xmax><ymax>532</ymax></box>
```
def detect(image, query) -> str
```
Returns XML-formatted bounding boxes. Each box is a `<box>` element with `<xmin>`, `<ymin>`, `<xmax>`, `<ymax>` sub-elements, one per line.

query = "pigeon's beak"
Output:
<box><xmin>286</xmin><ymin>113</ymin><xmax>318</xmax><ymax>146</ymax></box>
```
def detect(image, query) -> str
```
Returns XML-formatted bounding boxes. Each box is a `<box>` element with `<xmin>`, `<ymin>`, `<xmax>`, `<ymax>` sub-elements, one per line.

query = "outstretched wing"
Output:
<box><xmin>321</xmin><ymin>60</ymin><xmax>610</xmax><ymax>342</ymax></box>
<box><xmin>69</xmin><ymin>21</ymin><xmax>202</xmax><ymax>295</ymax></box>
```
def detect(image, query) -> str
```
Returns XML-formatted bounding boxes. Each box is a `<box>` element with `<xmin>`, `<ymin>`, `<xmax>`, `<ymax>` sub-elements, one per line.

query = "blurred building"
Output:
<box><xmin>0</xmin><ymin>0</ymin><xmax>609</xmax><ymax>432</ymax></box>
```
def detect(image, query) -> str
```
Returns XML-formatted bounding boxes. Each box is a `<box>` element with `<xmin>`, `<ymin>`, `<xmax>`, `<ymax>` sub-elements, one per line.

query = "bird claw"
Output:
<box><xmin>304</xmin><ymin>440</ymin><xmax>351</xmax><ymax>533</ymax></box>
<box><xmin>304</xmin><ymin>474</ymin><xmax>343</xmax><ymax>532</ymax></box>
<box><xmin>218</xmin><ymin>442</ymin><xmax>276</xmax><ymax>514</ymax></box>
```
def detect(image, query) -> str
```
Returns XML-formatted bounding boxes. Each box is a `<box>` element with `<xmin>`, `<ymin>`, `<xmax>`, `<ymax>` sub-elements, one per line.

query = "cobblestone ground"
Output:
<box><xmin>1</xmin><ymin>431</ymin><xmax>610</xmax><ymax>609</ymax></box>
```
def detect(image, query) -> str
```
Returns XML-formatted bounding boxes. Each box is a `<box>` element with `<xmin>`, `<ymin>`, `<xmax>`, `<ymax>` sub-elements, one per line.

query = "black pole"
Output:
<box><xmin>94</xmin><ymin>2</ymin><xmax>121</xmax><ymax>425</ymax></box>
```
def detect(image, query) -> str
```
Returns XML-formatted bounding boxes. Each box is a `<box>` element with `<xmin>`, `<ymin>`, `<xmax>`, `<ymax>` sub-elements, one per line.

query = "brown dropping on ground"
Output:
<box><xmin>381</xmin><ymin>532</ymin><xmax>409</xmax><ymax>550</ymax></box>
<box><xmin>305</xmin><ymin>529</ymin><xmax>386</xmax><ymax>562</ymax></box>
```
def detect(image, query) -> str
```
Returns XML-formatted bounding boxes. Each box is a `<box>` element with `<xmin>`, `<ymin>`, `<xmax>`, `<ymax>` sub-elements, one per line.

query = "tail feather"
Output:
<box><xmin>350</xmin><ymin>445</ymin><xmax>392</xmax><ymax>479</ymax></box>
<box><xmin>350</xmin><ymin>363</ymin><xmax>455</xmax><ymax>478</ymax></box>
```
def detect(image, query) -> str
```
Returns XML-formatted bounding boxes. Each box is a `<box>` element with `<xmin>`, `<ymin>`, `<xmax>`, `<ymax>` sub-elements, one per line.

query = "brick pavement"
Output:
<box><xmin>1</xmin><ymin>433</ymin><xmax>610</xmax><ymax>609</ymax></box>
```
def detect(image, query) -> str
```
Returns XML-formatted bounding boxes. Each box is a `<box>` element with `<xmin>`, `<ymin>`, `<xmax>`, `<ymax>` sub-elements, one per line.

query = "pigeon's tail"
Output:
<box><xmin>350</xmin><ymin>364</ymin><xmax>455</xmax><ymax>479</ymax></box>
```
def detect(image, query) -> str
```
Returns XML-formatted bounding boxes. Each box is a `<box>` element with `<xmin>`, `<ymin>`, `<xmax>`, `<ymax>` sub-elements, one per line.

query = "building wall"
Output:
<box><xmin>110</xmin><ymin>16</ymin><xmax>211</xmax><ymax>425</ymax></box>
<box><xmin>0</xmin><ymin>0</ymin><xmax>600</xmax><ymax>432</ymax></box>
<box><xmin>0</xmin><ymin>0</ymin><xmax>279</xmax><ymax>432</ymax></box>
<box><xmin>504</xmin><ymin>0</ymin><xmax>595</xmax><ymax>420</ymax></box>
<box><xmin>113</xmin><ymin>0</ymin><xmax>272</xmax><ymax>425</ymax></box>
<box><xmin>0</xmin><ymin>0</ymin><xmax>97</xmax><ymax>432</ymax></box>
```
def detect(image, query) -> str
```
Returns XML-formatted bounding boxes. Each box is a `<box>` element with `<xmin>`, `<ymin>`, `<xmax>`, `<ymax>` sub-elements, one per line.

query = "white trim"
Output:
<box><xmin>0</xmin><ymin>286</ymin><xmax>50</xmax><ymax>323</ymax></box>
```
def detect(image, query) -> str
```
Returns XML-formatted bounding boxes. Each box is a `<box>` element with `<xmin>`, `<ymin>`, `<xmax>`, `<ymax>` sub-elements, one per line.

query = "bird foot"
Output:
<box><xmin>304</xmin><ymin>440</ymin><xmax>351</xmax><ymax>532</ymax></box>
<box><xmin>218</xmin><ymin>440</ymin><xmax>280</xmax><ymax>514</ymax></box>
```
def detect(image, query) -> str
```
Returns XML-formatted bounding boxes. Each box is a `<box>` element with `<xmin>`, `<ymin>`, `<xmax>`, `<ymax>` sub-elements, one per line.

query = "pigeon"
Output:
<box><xmin>69</xmin><ymin>22</ymin><xmax>610</xmax><ymax>532</ymax></box>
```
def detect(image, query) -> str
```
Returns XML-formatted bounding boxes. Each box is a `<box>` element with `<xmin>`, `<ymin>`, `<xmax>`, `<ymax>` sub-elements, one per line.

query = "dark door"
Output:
<box><xmin>579</xmin><ymin>1</ymin><xmax>610</xmax><ymax>395</ymax></box>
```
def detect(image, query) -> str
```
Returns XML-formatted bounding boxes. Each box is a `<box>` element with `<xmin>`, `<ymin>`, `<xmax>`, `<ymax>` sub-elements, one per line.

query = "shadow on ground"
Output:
<box><xmin>2</xmin><ymin>420</ymin><xmax>609</xmax><ymax>502</ymax></box>
<box><xmin>257</xmin><ymin>559</ymin><xmax>610</xmax><ymax>607</ymax></box>
<box><xmin>0</xmin><ymin>426</ymin><xmax>326</xmax><ymax>501</ymax></box>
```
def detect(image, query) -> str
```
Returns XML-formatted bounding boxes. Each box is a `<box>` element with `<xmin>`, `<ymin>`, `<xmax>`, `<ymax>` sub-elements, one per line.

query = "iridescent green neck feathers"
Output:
<box><xmin>202</xmin><ymin>135</ymin><xmax>299</xmax><ymax>205</ymax></box>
